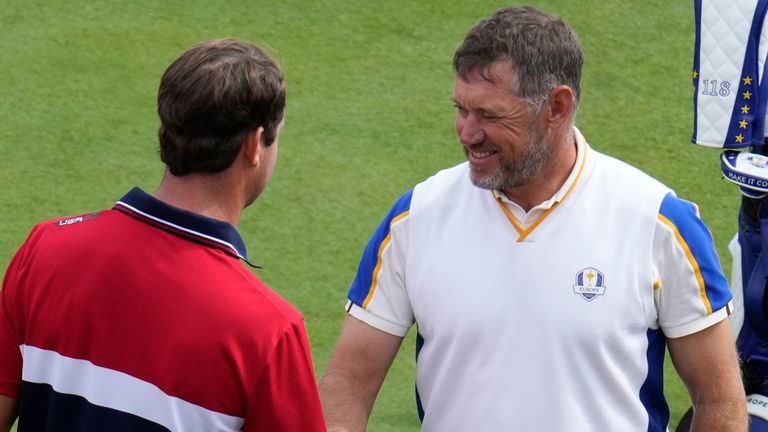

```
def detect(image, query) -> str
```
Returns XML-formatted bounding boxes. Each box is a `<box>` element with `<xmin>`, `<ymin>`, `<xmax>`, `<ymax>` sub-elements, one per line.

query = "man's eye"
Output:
<box><xmin>481</xmin><ymin>112</ymin><xmax>499</xmax><ymax>120</ymax></box>
<box><xmin>455</xmin><ymin>106</ymin><xmax>469</xmax><ymax>117</ymax></box>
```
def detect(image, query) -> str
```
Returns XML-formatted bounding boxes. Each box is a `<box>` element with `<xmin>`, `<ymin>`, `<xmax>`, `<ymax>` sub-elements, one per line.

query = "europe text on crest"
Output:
<box><xmin>573</xmin><ymin>267</ymin><xmax>607</xmax><ymax>302</ymax></box>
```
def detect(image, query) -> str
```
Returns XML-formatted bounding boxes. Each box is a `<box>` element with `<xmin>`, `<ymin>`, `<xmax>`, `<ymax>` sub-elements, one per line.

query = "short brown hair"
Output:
<box><xmin>158</xmin><ymin>39</ymin><xmax>285</xmax><ymax>176</ymax></box>
<box><xmin>453</xmin><ymin>6</ymin><xmax>583</xmax><ymax>116</ymax></box>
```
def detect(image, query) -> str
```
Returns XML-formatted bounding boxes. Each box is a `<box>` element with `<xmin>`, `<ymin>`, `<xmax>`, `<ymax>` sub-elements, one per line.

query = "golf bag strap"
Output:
<box><xmin>744</xmin><ymin>229</ymin><xmax>768</xmax><ymax>338</ymax></box>
<box><xmin>737</xmin><ymin>150</ymin><xmax>768</xmax><ymax>366</ymax></box>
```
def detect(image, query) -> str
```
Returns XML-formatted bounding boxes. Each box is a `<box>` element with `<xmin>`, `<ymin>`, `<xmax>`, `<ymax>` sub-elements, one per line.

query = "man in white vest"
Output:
<box><xmin>320</xmin><ymin>5</ymin><xmax>747</xmax><ymax>432</ymax></box>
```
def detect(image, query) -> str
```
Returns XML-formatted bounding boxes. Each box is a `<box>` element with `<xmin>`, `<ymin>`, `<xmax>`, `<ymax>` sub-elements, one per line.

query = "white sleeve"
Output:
<box><xmin>345</xmin><ymin>192</ymin><xmax>414</xmax><ymax>337</ymax></box>
<box><xmin>654</xmin><ymin>195</ymin><xmax>732</xmax><ymax>338</ymax></box>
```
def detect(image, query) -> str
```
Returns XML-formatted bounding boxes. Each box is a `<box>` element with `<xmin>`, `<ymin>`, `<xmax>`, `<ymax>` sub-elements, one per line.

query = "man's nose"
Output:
<box><xmin>458</xmin><ymin>114</ymin><xmax>485</xmax><ymax>146</ymax></box>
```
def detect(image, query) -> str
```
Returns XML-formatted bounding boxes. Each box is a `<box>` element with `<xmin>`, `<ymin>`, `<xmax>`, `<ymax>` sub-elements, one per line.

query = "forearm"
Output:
<box><xmin>0</xmin><ymin>394</ymin><xmax>17</xmax><ymax>432</ymax></box>
<box><xmin>319</xmin><ymin>316</ymin><xmax>403</xmax><ymax>431</ymax></box>
<box><xmin>668</xmin><ymin>319</ymin><xmax>746</xmax><ymax>431</ymax></box>
<box><xmin>319</xmin><ymin>370</ymin><xmax>375</xmax><ymax>432</ymax></box>
<box><xmin>688</xmin><ymin>398</ymin><xmax>747</xmax><ymax>432</ymax></box>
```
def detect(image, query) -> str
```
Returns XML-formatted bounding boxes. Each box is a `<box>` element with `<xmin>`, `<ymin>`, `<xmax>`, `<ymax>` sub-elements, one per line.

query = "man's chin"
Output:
<box><xmin>469</xmin><ymin>171</ymin><xmax>500</xmax><ymax>191</ymax></box>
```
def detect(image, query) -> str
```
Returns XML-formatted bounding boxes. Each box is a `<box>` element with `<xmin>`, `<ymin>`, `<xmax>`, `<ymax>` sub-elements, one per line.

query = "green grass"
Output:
<box><xmin>1</xmin><ymin>1</ymin><xmax>737</xmax><ymax>431</ymax></box>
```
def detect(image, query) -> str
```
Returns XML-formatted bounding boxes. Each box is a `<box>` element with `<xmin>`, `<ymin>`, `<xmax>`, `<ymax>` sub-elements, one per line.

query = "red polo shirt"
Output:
<box><xmin>0</xmin><ymin>187</ymin><xmax>325</xmax><ymax>431</ymax></box>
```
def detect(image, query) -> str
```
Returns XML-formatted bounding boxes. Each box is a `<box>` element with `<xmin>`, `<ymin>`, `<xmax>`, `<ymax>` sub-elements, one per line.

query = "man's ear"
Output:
<box><xmin>546</xmin><ymin>85</ymin><xmax>575</xmax><ymax>128</ymax></box>
<box><xmin>243</xmin><ymin>127</ymin><xmax>265</xmax><ymax>167</ymax></box>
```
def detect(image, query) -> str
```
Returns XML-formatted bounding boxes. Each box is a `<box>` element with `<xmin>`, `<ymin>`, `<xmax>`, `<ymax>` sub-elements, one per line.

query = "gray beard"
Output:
<box><xmin>469</xmin><ymin>127</ymin><xmax>552</xmax><ymax>191</ymax></box>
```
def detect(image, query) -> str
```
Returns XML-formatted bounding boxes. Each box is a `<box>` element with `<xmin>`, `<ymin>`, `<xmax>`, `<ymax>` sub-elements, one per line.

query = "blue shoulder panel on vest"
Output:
<box><xmin>348</xmin><ymin>190</ymin><xmax>413</xmax><ymax>307</ymax></box>
<box><xmin>659</xmin><ymin>193</ymin><xmax>731</xmax><ymax>312</ymax></box>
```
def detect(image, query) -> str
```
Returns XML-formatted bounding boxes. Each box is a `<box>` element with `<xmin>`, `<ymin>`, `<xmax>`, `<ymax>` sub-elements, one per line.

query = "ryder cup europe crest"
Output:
<box><xmin>573</xmin><ymin>267</ymin><xmax>607</xmax><ymax>302</ymax></box>
<box><xmin>747</xmin><ymin>154</ymin><xmax>768</xmax><ymax>168</ymax></box>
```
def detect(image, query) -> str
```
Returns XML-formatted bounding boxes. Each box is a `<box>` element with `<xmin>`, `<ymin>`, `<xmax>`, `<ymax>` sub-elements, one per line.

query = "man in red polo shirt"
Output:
<box><xmin>0</xmin><ymin>38</ymin><xmax>325</xmax><ymax>431</ymax></box>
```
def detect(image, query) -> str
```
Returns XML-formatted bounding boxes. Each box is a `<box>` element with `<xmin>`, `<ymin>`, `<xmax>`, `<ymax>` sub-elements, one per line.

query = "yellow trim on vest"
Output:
<box><xmin>494</xmin><ymin>199</ymin><xmax>524</xmax><ymax>235</ymax></box>
<box><xmin>494</xmin><ymin>149</ymin><xmax>588</xmax><ymax>242</ymax></box>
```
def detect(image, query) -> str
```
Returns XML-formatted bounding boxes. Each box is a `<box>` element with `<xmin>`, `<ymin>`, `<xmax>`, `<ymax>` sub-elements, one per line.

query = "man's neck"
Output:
<box><xmin>502</xmin><ymin>128</ymin><xmax>578</xmax><ymax>213</ymax></box>
<box><xmin>153</xmin><ymin>172</ymin><xmax>244</xmax><ymax>226</ymax></box>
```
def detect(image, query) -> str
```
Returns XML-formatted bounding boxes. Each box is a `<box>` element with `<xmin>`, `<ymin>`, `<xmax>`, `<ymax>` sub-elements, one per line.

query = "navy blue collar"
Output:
<box><xmin>113</xmin><ymin>187</ymin><xmax>259</xmax><ymax>268</ymax></box>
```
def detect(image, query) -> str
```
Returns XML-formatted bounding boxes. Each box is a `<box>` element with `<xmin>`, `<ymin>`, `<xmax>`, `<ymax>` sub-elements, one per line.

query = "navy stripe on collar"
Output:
<box><xmin>113</xmin><ymin>187</ymin><xmax>259</xmax><ymax>268</ymax></box>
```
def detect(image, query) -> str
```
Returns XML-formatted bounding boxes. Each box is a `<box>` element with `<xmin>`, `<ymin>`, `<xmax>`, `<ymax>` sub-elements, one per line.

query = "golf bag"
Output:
<box><xmin>677</xmin><ymin>0</ymin><xmax>768</xmax><ymax>430</ymax></box>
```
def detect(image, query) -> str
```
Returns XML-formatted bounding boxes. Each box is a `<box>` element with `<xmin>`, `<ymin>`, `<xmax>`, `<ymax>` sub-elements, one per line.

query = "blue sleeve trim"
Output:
<box><xmin>659</xmin><ymin>193</ymin><xmax>731</xmax><ymax>312</ymax></box>
<box><xmin>347</xmin><ymin>190</ymin><xmax>413</xmax><ymax>307</ymax></box>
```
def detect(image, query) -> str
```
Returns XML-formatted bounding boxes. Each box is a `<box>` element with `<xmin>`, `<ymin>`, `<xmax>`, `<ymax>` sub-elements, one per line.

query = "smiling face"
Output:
<box><xmin>453</xmin><ymin>61</ymin><xmax>553</xmax><ymax>192</ymax></box>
